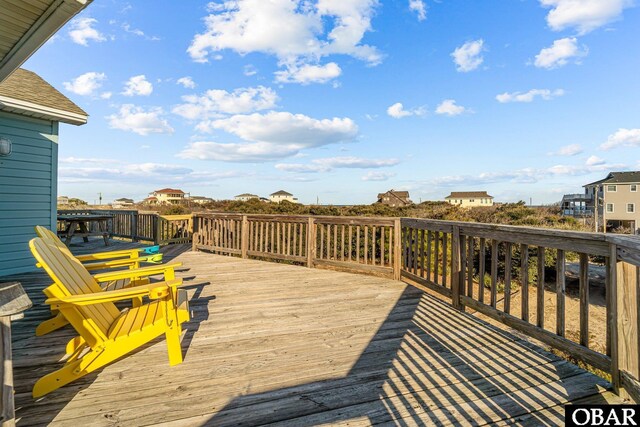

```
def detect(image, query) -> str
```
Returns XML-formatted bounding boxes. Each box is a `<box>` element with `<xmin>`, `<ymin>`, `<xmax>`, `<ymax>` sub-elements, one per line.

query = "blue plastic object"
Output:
<box><xmin>141</xmin><ymin>245</ymin><xmax>160</xmax><ymax>255</ymax></box>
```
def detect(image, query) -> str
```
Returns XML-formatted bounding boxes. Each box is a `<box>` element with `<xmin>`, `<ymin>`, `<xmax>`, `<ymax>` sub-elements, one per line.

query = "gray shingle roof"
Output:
<box><xmin>0</xmin><ymin>68</ymin><xmax>87</xmax><ymax>118</ymax></box>
<box><xmin>584</xmin><ymin>171</ymin><xmax>640</xmax><ymax>186</ymax></box>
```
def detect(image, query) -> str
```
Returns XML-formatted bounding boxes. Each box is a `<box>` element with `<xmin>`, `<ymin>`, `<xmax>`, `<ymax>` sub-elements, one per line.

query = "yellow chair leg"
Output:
<box><xmin>165</xmin><ymin>326</ymin><xmax>183</xmax><ymax>366</ymax></box>
<box><xmin>65</xmin><ymin>336</ymin><xmax>86</xmax><ymax>355</ymax></box>
<box><xmin>36</xmin><ymin>312</ymin><xmax>69</xmax><ymax>336</ymax></box>
<box><xmin>132</xmin><ymin>296</ymin><xmax>143</xmax><ymax>307</ymax></box>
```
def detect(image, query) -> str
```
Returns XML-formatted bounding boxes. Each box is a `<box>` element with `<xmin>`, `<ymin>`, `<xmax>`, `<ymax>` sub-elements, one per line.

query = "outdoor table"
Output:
<box><xmin>57</xmin><ymin>214</ymin><xmax>113</xmax><ymax>246</ymax></box>
<box><xmin>0</xmin><ymin>282</ymin><xmax>32</xmax><ymax>427</ymax></box>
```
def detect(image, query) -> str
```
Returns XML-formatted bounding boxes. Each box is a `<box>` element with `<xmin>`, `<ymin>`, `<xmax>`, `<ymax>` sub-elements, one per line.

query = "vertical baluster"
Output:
<box><xmin>364</xmin><ymin>225</ymin><xmax>369</xmax><ymax>264</ymax></box>
<box><xmin>412</xmin><ymin>228</ymin><xmax>418</xmax><ymax>273</ymax></box>
<box><xmin>434</xmin><ymin>232</ymin><xmax>440</xmax><ymax>284</ymax></box>
<box><xmin>442</xmin><ymin>233</ymin><xmax>449</xmax><ymax>287</ymax></box>
<box><xmin>426</xmin><ymin>231</ymin><xmax>432</xmax><ymax>281</ymax></box>
<box><xmin>579</xmin><ymin>253</ymin><xmax>589</xmax><ymax>347</ymax></box>
<box><xmin>356</xmin><ymin>225</ymin><xmax>361</xmax><ymax>263</ymax></box>
<box><xmin>348</xmin><ymin>225</ymin><xmax>353</xmax><ymax>262</ymax></box>
<box><xmin>319</xmin><ymin>224</ymin><xmax>324</xmax><ymax>259</ymax></box>
<box><xmin>504</xmin><ymin>242</ymin><xmax>512</xmax><ymax>314</ymax></box>
<box><xmin>478</xmin><ymin>238</ymin><xmax>486</xmax><ymax>303</ymax></box>
<box><xmin>460</xmin><ymin>235</ymin><xmax>466</xmax><ymax>293</ymax></box>
<box><xmin>521</xmin><ymin>244</ymin><xmax>529</xmax><ymax>322</ymax></box>
<box><xmin>380</xmin><ymin>226</ymin><xmax>385</xmax><ymax>266</ymax></box>
<box><xmin>372</xmin><ymin>226</ymin><xmax>376</xmax><ymax>266</ymax></box>
<box><xmin>333</xmin><ymin>224</ymin><xmax>338</xmax><ymax>260</ymax></box>
<box><xmin>491</xmin><ymin>240</ymin><xmax>498</xmax><ymax>308</ymax></box>
<box><xmin>286</xmin><ymin>223</ymin><xmax>291</xmax><ymax>255</ymax></box>
<box><xmin>556</xmin><ymin>249</ymin><xmax>566</xmax><ymax>337</ymax></box>
<box><xmin>419</xmin><ymin>229</ymin><xmax>425</xmax><ymax>278</ymax></box>
<box><xmin>467</xmin><ymin>236</ymin><xmax>474</xmax><ymax>297</ymax></box>
<box><xmin>341</xmin><ymin>225</ymin><xmax>346</xmax><ymax>262</ymax></box>
<box><xmin>537</xmin><ymin>246</ymin><xmax>545</xmax><ymax>328</ymax></box>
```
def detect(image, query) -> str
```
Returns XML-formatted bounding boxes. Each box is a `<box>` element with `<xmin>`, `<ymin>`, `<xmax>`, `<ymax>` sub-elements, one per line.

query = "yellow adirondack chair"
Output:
<box><xmin>34</xmin><ymin>226</ymin><xmax>166</xmax><ymax>336</ymax></box>
<box><xmin>29</xmin><ymin>237</ymin><xmax>190</xmax><ymax>397</ymax></box>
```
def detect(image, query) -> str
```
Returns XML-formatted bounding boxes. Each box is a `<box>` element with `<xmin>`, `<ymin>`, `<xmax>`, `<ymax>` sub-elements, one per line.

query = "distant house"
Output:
<box><xmin>377</xmin><ymin>190</ymin><xmax>412</xmax><ymax>207</ymax></box>
<box><xmin>270</xmin><ymin>190</ymin><xmax>298</xmax><ymax>203</ymax></box>
<box><xmin>235</xmin><ymin>193</ymin><xmax>260</xmax><ymax>202</ymax></box>
<box><xmin>142</xmin><ymin>196</ymin><xmax>158</xmax><ymax>205</ymax></box>
<box><xmin>189</xmin><ymin>196</ymin><xmax>214</xmax><ymax>205</ymax></box>
<box><xmin>149</xmin><ymin>188</ymin><xmax>186</xmax><ymax>205</ymax></box>
<box><xmin>445</xmin><ymin>191</ymin><xmax>494</xmax><ymax>208</ymax></box>
<box><xmin>583</xmin><ymin>171</ymin><xmax>640</xmax><ymax>233</ymax></box>
<box><xmin>112</xmin><ymin>198</ymin><xmax>135</xmax><ymax>208</ymax></box>
<box><xmin>561</xmin><ymin>194</ymin><xmax>593</xmax><ymax>218</ymax></box>
<box><xmin>57</xmin><ymin>196</ymin><xmax>69</xmax><ymax>205</ymax></box>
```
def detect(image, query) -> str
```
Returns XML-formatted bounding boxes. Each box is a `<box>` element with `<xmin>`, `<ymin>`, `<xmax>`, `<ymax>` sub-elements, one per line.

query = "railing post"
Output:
<box><xmin>451</xmin><ymin>225</ymin><xmax>462</xmax><ymax>310</ymax></box>
<box><xmin>241</xmin><ymin>215</ymin><xmax>249</xmax><ymax>258</ymax></box>
<box><xmin>307</xmin><ymin>217</ymin><xmax>316</xmax><ymax>268</ymax></box>
<box><xmin>131</xmin><ymin>211</ymin><xmax>138</xmax><ymax>242</ymax></box>
<box><xmin>609</xmin><ymin>243</ymin><xmax>621</xmax><ymax>395</ymax></box>
<box><xmin>153</xmin><ymin>214</ymin><xmax>160</xmax><ymax>245</ymax></box>
<box><xmin>191</xmin><ymin>214</ymin><xmax>199</xmax><ymax>252</ymax></box>
<box><xmin>393</xmin><ymin>218</ymin><xmax>402</xmax><ymax>281</ymax></box>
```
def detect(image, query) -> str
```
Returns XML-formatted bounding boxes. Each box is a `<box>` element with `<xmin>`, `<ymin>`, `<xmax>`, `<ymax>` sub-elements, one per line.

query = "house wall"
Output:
<box><xmin>602</xmin><ymin>183</ymin><xmax>640</xmax><ymax>231</ymax></box>
<box><xmin>270</xmin><ymin>194</ymin><xmax>297</xmax><ymax>203</ymax></box>
<box><xmin>446</xmin><ymin>197</ymin><xmax>494</xmax><ymax>207</ymax></box>
<box><xmin>0</xmin><ymin>110</ymin><xmax>58</xmax><ymax>276</ymax></box>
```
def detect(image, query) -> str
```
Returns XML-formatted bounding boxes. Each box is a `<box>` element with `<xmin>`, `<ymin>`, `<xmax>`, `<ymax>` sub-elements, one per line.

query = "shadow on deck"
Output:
<box><xmin>6</xmin><ymin>239</ymin><xmax>619</xmax><ymax>426</ymax></box>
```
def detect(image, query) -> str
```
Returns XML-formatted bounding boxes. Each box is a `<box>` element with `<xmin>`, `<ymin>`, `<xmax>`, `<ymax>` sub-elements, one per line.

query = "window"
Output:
<box><xmin>628</xmin><ymin>204</ymin><xmax>635</xmax><ymax>213</ymax></box>
<box><xmin>631</xmin><ymin>185</ymin><xmax>637</xmax><ymax>192</ymax></box>
<box><xmin>606</xmin><ymin>203</ymin><xmax>614</xmax><ymax>213</ymax></box>
<box><xmin>607</xmin><ymin>185</ymin><xmax>617</xmax><ymax>192</ymax></box>
<box><xmin>469</xmin><ymin>199</ymin><xmax>475</xmax><ymax>202</ymax></box>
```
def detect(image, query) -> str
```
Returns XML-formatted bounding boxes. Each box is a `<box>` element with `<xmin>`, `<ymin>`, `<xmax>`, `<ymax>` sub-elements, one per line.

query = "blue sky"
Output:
<box><xmin>24</xmin><ymin>0</ymin><xmax>640</xmax><ymax>205</ymax></box>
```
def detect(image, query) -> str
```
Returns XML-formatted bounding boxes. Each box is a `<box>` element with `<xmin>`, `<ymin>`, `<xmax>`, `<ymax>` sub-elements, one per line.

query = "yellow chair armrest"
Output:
<box><xmin>93</xmin><ymin>263</ymin><xmax>182</xmax><ymax>282</ymax></box>
<box><xmin>83</xmin><ymin>258</ymin><xmax>143</xmax><ymax>271</ymax></box>
<box><xmin>75</xmin><ymin>249</ymin><xmax>144</xmax><ymax>261</ymax></box>
<box><xmin>46</xmin><ymin>279</ymin><xmax>182</xmax><ymax>306</ymax></box>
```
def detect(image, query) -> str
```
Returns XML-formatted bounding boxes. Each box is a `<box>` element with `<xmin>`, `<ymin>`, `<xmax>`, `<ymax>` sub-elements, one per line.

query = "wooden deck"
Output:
<box><xmin>6</xmin><ymin>239</ymin><xmax>621</xmax><ymax>426</ymax></box>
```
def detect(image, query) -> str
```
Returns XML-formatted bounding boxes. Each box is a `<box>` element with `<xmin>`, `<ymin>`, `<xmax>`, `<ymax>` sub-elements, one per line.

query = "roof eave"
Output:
<box><xmin>0</xmin><ymin>95</ymin><xmax>87</xmax><ymax>125</ymax></box>
<box><xmin>0</xmin><ymin>0</ymin><xmax>91</xmax><ymax>83</ymax></box>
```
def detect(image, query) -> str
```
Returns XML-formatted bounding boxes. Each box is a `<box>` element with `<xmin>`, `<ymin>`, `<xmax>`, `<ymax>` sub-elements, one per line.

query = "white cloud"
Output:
<box><xmin>496</xmin><ymin>88</ymin><xmax>565</xmax><ymax>103</ymax></box>
<box><xmin>121</xmin><ymin>23</ymin><xmax>160</xmax><ymax>40</ymax></box>
<box><xmin>178</xmin><ymin>111</ymin><xmax>358</xmax><ymax>162</ymax></box>
<box><xmin>107</xmin><ymin>104</ymin><xmax>174</xmax><ymax>136</ymax></box>
<box><xmin>177</xmin><ymin>77</ymin><xmax>196</xmax><ymax>89</ymax></box>
<box><xmin>534</xmin><ymin>37</ymin><xmax>588</xmax><ymax>69</ymax></box>
<box><xmin>187</xmin><ymin>0</ymin><xmax>382</xmax><ymax>82</ymax></box>
<box><xmin>63</xmin><ymin>72</ymin><xmax>106</xmax><ymax>96</ymax></box>
<box><xmin>387</xmin><ymin>102</ymin><xmax>426</xmax><ymax>119</ymax></box>
<box><xmin>362</xmin><ymin>171</ymin><xmax>397</xmax><ymax>181</ymax></box>
<box><xmin>122</xmin><ymin>75</ymin><xmax>153</xmax><ymax>96</ymax></box>
<box><xmin>68</xmin><ymin>18</ymin><xmax>106</xmax><ymax>46</ymax></box>
<box><xmin>600</xmin><ymin>128</ymin><xmax>640</xmax><ymax>150</ymax></box>
<box><xmin>451</xmin><ymin>39</ymin><xmax>484</xmax><ymax>72</ymax></box>
<box><xmin>274</xmin><ymin>62</ymin><xmax>342</xmax><ymax>84</ymax></box>
<box><xmin>276</xmin><ymin>156</ymin><xmax>399</xmax><ymax>173</ymax></box>
<box><xmin>549</xmin><ymin>143</ymin><xmax>583</xmax><ymax>156</ymax></box>
<box><xmin>244</xmin><ymin>65</ymin><xmax>258</xmax><ymax>76</ymax></box>
<box><xmin>172</xmin><ymin>86</ymin><xmax>277</xmax><ymax>127</ymax></box>
<box><xmin>435</xmin><ymin>99</ymin><xmax>467</xmax><ymax>116</ymax></box>
<box><xmin>409</xmin><ymin>0</ymin><xmax>427</xmax><ymax>21</ymax></box>
<box><xmin>586</xmin><ymin>155</ymin><xmax>605</xmax><ymax>166</ymax></box>
<box><xmin>100</xmin><ymin>92</ymin><xmax>112</xmax><ymax>99</ymax></box>
<box><xmin>540</xmin><ymin>0</ymin><xmax>633</xmax><ymax>34</ymax></box>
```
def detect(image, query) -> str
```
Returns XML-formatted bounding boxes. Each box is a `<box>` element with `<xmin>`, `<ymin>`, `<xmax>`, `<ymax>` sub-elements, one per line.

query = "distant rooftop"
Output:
<box><xmin>271</xmin><ymin>190</ymin><xmax>293</xmax><ymax>196</ymax></box>
<box><xmin>445</xmin><ymin>191</ymin><xmax>493</xmax><ymax>199</ymax></box>
<box><xmin>236</xmin><ymin>193</ymin><xmax>259</xmax><ymax>198</ymax></box>
<box><xmin>153</xmin><ymin>188</ymin><xmax>185</xmax><ymax>194</ymax></box>
<box><xmin>584</xmin><ymin>171</ymin><xmax>640</xmax><ymax>186</ymax></box>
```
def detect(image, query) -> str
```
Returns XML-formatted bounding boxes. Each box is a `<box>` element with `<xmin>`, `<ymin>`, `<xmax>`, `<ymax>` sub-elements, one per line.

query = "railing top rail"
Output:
<box><xmin>192</xmin><ymin>212</ymin><xmax>398</xmax><ymax>223</ymax></box>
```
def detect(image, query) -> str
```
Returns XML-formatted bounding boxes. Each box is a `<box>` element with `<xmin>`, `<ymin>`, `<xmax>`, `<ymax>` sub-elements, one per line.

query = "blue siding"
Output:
<box><xmin>0</xmin><ymin>111</ymin><xmax>57</xmax><ymax>276</ymax></box>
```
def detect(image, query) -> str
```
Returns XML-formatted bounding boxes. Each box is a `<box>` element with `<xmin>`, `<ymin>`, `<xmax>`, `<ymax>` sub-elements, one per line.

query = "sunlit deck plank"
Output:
<box><xmin>5</xmin><ymin>243</ymin><xmax>620</xmax><ymax>426</ymax></box>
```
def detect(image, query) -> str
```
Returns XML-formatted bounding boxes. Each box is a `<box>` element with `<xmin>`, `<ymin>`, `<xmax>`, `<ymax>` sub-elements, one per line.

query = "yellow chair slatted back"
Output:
<box><xmin>29</xmin><ymin>238</ymin><xmax>121</xmax><ymax>344</ymax></box>
<box><xmin>35</xmin><ymin>225</ymin><xmax>75</xmax><ymax>256</ymax></box>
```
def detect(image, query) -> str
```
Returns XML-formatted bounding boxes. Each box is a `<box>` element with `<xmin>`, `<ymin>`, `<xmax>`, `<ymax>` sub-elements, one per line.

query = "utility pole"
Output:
<box><xmin>98</xmin><ymin>192</ymin><xmax>102</xmax><ymax>205</ymax></box>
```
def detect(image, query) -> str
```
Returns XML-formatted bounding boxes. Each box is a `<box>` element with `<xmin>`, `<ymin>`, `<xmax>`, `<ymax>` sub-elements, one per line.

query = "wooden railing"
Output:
<box><xmin>56</xmin><ymin>210</ymin><xmax>192</xmax><ymax>245</ymax></box>
<box><xmin>192</xmin><ymin>212</ymin><xmax>640</xmax><ymax>401</ymax></box>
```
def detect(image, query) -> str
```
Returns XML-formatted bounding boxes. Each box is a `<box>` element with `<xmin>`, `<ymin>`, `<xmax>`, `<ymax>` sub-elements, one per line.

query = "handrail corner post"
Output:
<box><xmin>609</xmin><ymin>242</ymin><xmax>621</xmax><ymax>395</ymax></box>
<box><xmin>393</xmin><ymin>218</ymin><xmax>402</xmax><ymax>281</ymax></box>
<box><xmin>191</xmin><ymin>214</ymin><xmax>199</xmax><ymax>252</ymax></box>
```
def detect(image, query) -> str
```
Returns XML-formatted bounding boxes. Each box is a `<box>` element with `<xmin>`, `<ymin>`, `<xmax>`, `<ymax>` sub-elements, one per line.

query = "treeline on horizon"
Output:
<box><xmin>157</xmin><ymin>200</ymin><xmax>588</xmax><ymax>232</ymax></box>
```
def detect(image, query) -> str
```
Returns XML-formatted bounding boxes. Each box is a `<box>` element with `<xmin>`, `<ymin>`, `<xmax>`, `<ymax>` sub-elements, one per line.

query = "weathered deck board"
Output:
<box><xmin>3</xmin><ymin>239</ymin><xmax>620</xmax><ymax>426</ymax></box>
